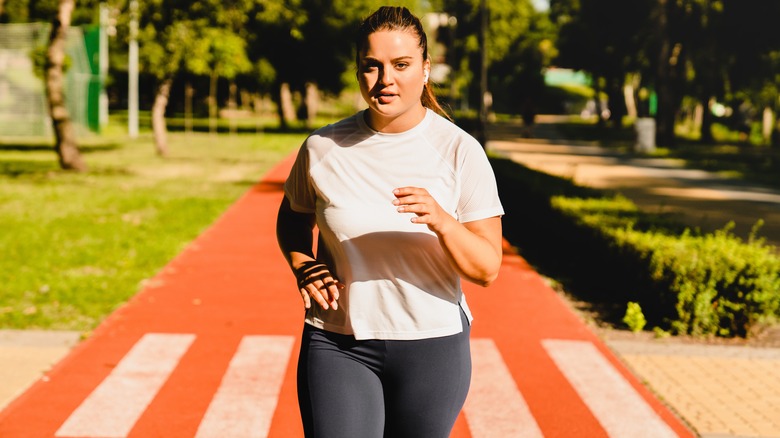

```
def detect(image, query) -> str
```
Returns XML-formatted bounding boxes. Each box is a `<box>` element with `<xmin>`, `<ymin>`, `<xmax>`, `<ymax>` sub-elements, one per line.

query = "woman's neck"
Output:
<box><xmin>365</xmin><ymin>105</ymin><xmax>427</xmax><ymax>133</ymax></box>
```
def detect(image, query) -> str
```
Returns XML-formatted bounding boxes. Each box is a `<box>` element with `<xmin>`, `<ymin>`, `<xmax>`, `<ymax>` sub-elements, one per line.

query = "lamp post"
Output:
<box><xmin>99</xmin><ymin>3</ymin><xmax>109</xmax><ymax>130</ymax></box>
<box><xmin>128</xmin><ymin>0</ymin><xmax>138</xmax><ymax>138</ymax></box>
<box><xmin>477</xmin><ymin>0</ymin><xmax>489</xmax><ymax>147</ymax></box>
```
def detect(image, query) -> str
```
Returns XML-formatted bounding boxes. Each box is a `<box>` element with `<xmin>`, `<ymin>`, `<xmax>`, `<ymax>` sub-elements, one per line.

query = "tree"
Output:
<box><xmin>244</xmin><ymin>0</ymin><xmax>386</xmax><ymax>129</ymax></box>
<box><xmin>132</xmin><ymin>0</ymin><xmax>197</xmax><ymax>156</ymax></box>
<box><xmin>489</xmin><ymin>5</ymin><xmax>556</xmax><ymax>119</ymax></box>
<box><xmin>440</xmin><ymin>0</ymin><xmax>540</xmax><ymax>113</ymax></box>
<box><xmin>46</xmin><ymin>0</ymin><xmax>87</xmax><ymax>171</ymax></box>
<box><xmin>187</xmin><ymin>27</ymin><xmax>251</xmax><ymax>134</ymax></box>
<box><xmin>552</xmin><ymin>0</ymin><xmax>654</xmax><ymax>128</ymax></box>
<box><xmin>5</xmin><ymin>0</ymin><xmax>97</xmax><ymax>169</ymax></box>
<box><xmin>721</xmin><ymin>0</ymin><xmax>780</xmax><ymax>146</ymax></box>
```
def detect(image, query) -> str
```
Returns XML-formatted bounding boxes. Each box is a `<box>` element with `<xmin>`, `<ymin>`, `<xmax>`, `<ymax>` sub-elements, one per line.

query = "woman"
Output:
<box><xmin>276</xmin><ymin>6</ymin><xmax>504</xmax><ymax>437</ymax></box>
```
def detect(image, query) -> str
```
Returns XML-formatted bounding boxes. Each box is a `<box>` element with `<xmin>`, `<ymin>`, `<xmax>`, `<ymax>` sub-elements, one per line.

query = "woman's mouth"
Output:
<box><xmin>376</xmin><ymin>92</ymin><xmax>397</xmax><ymax>104</ymax></box>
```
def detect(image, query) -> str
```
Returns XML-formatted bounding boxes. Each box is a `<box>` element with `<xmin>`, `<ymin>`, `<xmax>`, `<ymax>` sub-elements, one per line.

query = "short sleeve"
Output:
<box><xmin>456</xmin><ymin>140</ymin><xmax>504</xmax><ymax>223</ymax></box>
<box><xmin>283</xmin><ymin>140</ymin><xmax>317</xmax><ymax>213</ymax></box>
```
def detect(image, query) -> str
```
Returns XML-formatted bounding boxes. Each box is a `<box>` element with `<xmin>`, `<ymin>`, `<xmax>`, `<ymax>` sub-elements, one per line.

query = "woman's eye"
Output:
<box><xmin>395</xmin><ymin>63</ymin><xmax>409</xmax><ymax>69</ymax></box>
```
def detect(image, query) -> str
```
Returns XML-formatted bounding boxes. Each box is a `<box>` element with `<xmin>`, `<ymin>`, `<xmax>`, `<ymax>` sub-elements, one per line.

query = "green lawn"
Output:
<box><xmin>0</xmin><ymin>122</ymin><xmax>306</xmax><ymax>332</ymax></box>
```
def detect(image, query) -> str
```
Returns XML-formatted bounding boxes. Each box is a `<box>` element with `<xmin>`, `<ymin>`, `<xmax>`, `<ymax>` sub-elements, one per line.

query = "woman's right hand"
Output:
<box><xmin>294</xmin><ymin>261</ymin><xmax>344</xmax><ymax>310</ymax></box>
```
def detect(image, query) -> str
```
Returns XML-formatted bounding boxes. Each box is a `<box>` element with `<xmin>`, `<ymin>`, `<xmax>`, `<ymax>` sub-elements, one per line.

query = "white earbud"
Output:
<box><xmin>423</xmin><ymin>71</ymin><xmax>429</xmax><ymax>83</ymax></box>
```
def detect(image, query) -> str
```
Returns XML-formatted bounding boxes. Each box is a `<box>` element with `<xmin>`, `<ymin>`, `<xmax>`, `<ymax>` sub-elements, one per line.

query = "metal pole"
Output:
<box><xmin>128</xmin><ymin>0</ymin><xmax>139</xmax><ymax>138</ymax></box>
<box><xmin>478</xmin><ymin>0</ymin><xmax>489</xmax><ymax>147</ymax></box>
<box><xmin>99</xmin><ymin>3</ymin><xmax>109</xmax><ymax>129</ymax></box>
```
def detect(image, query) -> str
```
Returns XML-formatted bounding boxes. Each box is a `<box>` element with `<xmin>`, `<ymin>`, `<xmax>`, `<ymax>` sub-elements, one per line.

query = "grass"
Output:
<box><xmin>0</xmin><ymin>119</ymin><xmax>307</xmax><ymax>331</ymax></box>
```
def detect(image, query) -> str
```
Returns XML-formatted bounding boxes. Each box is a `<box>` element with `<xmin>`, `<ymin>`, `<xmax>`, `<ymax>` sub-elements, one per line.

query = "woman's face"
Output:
<box><xmin>358</xmin><ymin>30</ymin><xmax>430</xmax><ymax>133</ymax></box>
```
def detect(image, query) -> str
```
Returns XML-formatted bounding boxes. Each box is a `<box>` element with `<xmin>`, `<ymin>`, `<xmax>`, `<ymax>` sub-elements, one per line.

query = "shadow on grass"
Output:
<box><xmin>163</xmin><ymin>123</ymin><xmax>313</xmax><ymax>135</ymax></box>
<box><xmin>0</xmin><ymin>160</ymin><xmax>60</xmax><ymax>177</ymax></box>
<box><xmin>0</xmin><ymin>160</ymin><xmax>134</xmax><ymax>178</ymax></box>
<box><xmin>0</xmin><ymin>142</ymin><xmax>122</xmax><ymax>153</ymax></box>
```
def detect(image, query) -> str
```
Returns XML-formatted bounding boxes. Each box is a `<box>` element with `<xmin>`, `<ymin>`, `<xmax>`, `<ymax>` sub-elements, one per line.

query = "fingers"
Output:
<box><xmin>392</xmin><ymin>186</ymin><xmax>427</xmax><ymax>202</ymax></box>
<box><xmin>301</xmin><ymin>281</ymin><xmax>342</xmax><ymax>310</ymax></box>
<box><xmin>393</xmin><ymin>187</ymin><xmax>436</xmax><ymax>223</ymax></box>
<box><xmin>294</xmin><ymin>261</ymin><xmax>343</xmax><ymax>310</ymax></box>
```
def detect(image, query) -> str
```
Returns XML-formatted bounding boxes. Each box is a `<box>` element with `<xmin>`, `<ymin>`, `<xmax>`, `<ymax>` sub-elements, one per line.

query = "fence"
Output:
<box><xmin>0</xmin><ymin>22</ymin><xmax>99</xmax><ymax>138</ymax></box>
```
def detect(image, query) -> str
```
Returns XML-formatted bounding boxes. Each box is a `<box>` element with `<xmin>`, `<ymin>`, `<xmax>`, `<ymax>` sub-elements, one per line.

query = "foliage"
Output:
<box><xmin>186</xmin><ymin>27</ymin><xmax>251</xmax><ymax>80</ymax></box>
<box><xmin>439</xmin><ymin>0</ymin><xmax>550</xmax><ymax>113</ymax></box>
<box><xmin>491</xmin><ymin>154</ymin><xmax>780</xmax><ymax>338</ymax></box>
<box><xmin>0</xmin><ymin>0</ymin><xmax>101</xmax><ymax>24</ymax></box>
<box><xmin>550</xmin><ymin>0</ymin><xmax>780</xmax><ymax>146</ymax></box>
<box><xmin>620</xmin><ymin>223</ymin><xmax>780</xmax><ymax>336</ymax></box>
<box><xmin>553</xmin><ymin>195</ymin><xmax>780</xmax><ymax>338</ymax></box>
<box><xmin>623</xmin><ymin>302</ymin><xmax>647</xmax><ymax>332</ymax></box>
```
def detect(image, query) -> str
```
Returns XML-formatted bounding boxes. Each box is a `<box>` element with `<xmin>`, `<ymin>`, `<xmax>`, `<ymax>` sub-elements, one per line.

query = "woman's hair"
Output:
<box><xmin>355</xmin><ymin>6</ymin><xmax>451</xmax><ymax>120</ymax></box>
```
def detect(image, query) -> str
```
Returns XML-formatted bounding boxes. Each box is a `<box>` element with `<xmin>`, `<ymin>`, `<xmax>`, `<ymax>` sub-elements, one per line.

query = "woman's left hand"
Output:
<box><xmin>392</xmin><ymin>186</ymin><xmax>455</xmax><ymax>235</ymax></box>
<box><xmin>393</xmin><ymin>186</ymin><xmax>502</xmax><ymax>287</ymax></box>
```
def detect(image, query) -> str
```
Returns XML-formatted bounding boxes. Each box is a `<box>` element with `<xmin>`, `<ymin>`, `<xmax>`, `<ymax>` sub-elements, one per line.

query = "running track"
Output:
<box><xmin>0</xmin><ymin>153</ymin><xmax>694</xmax><ymax>437</ymax></box>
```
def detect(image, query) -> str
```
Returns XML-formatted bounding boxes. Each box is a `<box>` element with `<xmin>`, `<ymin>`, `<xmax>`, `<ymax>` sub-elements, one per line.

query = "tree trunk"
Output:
<box><xmin>272</xmin><ymin>84</ymin><xmax>288</xmax><ymax>130</ymax></box>
<box><xmin>209</xmin><ymin>71</ymin><xmax>218</xmax><ymax>135</ymax></box>
<box><xmin>592</xmin><ymin>78</ymin><xmax>606</xmax><ymax>129</ymax></box>
<box><xmin>253</xmin><ymin>93</ymin><xmax>264</xmax><ymax>133</ymax></box>
<box><xmin>699</xmin><ymin>98</ymin><xmax>714</xmax><ymax>144</ymax></box>
<box><xmin>305</xmin><ymin>83</ymin><xmax>319</xmax><ymax>127</ymax></box>
<box><xmin>184</xmin><ymin>81</ymin><xmax>193</xmax><ymax>134</ymax></box>
<box><xmin>151</xmin><ymin>77</ymin><xmax>172</xmax><ymax>157</ymax></box>
<box><xmin>280</xmin><ymin>83</ymin><xmax>296</xmax><ymax>126</ymax></box>
<box><xmin>607</xmin><ymin>77</ymin><xmax>626</xmax><ymax>129</ymax></box>
<box><xmin>761</xmin><ymin>107</ymin><xmax>773</xmax><ymax>145</ymax></box>
<box><xmin>654</xmin><ymin>0</ymin><xmax>684</xmax><ymax>147</ymax></box>
<box><xmin>46</xmin><ymin>0</ymin><xmax>87</xmax><ymax>172</ymax></box>
<box><xmin>228</xmin><ymin>81</ymin><xmax>237</xmax><ymax>135</ymax></box>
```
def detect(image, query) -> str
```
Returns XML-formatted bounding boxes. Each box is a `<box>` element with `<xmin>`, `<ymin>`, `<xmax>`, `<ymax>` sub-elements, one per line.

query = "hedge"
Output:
<box><xmin>492</xmin><ymin>156</ymin><xmax>780</xmax><ymax>337</ymax></box>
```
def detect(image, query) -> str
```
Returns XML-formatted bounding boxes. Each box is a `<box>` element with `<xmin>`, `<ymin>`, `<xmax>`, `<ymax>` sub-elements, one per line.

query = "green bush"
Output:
<box><xmin>492</xmin><ymin>156</ymin><xmax>780</xmax><ymax>337</ymax></box>
<box><xmin>553</xmin><ymin>197</ymin><xmax>780</xmax><ymax>337</ymax></box>
<box><xmin>623</xmin><ymin>302</ymin><xmax>647</xmax><ymax>332</ymax></box>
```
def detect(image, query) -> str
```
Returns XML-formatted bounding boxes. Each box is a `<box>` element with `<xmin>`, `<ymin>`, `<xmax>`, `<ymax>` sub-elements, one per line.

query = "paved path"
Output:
<box><xmin>0</xmin><ymin>151</ymin><xmax>692</xmax><ymax>437</ymax></box>
<box><xmin>487</xmin><ymin>119</ymin><xmax>780</xmax><ymax>438</ymax></box>
<box><xmin>489</xmin><ymin>119</ymin><xmax>780</xmax><ymax>249</ymax></box>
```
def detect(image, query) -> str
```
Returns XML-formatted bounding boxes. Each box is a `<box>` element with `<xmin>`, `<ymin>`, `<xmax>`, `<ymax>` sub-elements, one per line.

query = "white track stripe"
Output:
<box><xmin>195</xmin><ymin>335</ymin><xmax>295</xmax><ymax>438</ymax></box>
<box><xmin>542</xmin><ymin>339</ymin><xmax>677</xmax><ymax>438</ymax></box>
<box><xmin>465</xmin><ymin>338</ymin><xmax>544</xmax><ymax>438</ymax></box>
<box><xmin>55</xmin><ymin>333</ymin><xmax>195</xmax><ymax>438</ymax></box>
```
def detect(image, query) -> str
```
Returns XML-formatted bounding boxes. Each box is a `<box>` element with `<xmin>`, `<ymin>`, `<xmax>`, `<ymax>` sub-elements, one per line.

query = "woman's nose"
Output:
<box><xmin>379</xmin><ymin>66</ymin><xmax>393</xmax><ymax>85</ymax></box>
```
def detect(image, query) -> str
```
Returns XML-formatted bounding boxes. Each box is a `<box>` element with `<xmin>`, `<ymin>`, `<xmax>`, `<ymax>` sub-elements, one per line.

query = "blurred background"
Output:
<box><xmin>2</xmin><ymin>0</ymin><xmax>777</xmax><ymax>156</ymax></box>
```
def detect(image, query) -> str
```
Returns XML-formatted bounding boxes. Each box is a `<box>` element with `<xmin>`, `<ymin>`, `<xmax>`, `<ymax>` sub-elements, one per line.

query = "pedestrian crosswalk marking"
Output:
<box><xmin>465</xmin><ymin>338</ymin><xmax>543</xmax><ymax>438</ymax></box>
<box><xmin>195</xmin><ymin>335</ymin><xmax>294</xmax><ymax>438</ymax></box>
<box><xmin>52</xmin><ymin>334</ymin><xmax>681</xmax><ymax>438</ymax></box>
<box><xmin>543</xmin><ymin>339</ymin><xmax>678</xmax><ymax>438</ymax></box>
<box><xmin>55</xmin><ymin>333</ymin><xmax>196</xmax><ymax>438</ymax></box>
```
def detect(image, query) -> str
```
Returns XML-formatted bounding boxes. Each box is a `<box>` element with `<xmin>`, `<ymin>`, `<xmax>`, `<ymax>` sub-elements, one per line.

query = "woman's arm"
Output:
<box><xmin>276</xmin><ymin>197</ymin><xmax>342</xmax><ymax>309</ymax></box>
<box><xmin>392</xmin><ymin>187</ymin><xmax>502</xmax><ymax>286</ymax></box>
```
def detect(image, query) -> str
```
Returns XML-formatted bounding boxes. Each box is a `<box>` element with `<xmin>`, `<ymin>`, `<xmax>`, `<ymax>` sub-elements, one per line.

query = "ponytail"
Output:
<box><xmin>422</xmin><ymin>81</ymin><xmax>452</xmax><ymax>121</ymax></box>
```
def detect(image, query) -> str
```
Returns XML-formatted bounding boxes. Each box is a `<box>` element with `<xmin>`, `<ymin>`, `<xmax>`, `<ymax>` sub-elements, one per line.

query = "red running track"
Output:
<box><xmin>0</xmin><ymin>153</ymin><xmax>694</xmax><ymax>437</ymax></box>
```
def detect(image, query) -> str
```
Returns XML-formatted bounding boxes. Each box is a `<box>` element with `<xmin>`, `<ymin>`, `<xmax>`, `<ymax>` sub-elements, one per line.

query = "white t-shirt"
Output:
<box><xmin>283</xmin><ymin>109</ymin><xmax>504</xmax><ymax>340</ymax></box>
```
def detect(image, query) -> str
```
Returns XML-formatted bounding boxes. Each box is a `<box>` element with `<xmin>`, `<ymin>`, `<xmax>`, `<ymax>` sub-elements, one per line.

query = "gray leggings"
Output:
<box><xmin>297</xmin><ymin>311</ymin><xmax>471</xmax><ymax>438</ymax></box>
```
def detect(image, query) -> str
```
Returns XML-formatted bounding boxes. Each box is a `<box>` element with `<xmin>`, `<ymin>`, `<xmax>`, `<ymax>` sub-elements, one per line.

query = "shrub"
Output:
<box><xmin>556</xmin><ymin>196</ymin><xmax>780</xmax><ymax>337</ymax></box>
<box><xmin>492</xmin><ymin>156</ymin><xmax>780</xmax><ymax>337</ymax></box>
<box><xmin>623</xmin><ymin>302</ymin><xmax>647</xmax><ymax>332</ymax></box>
